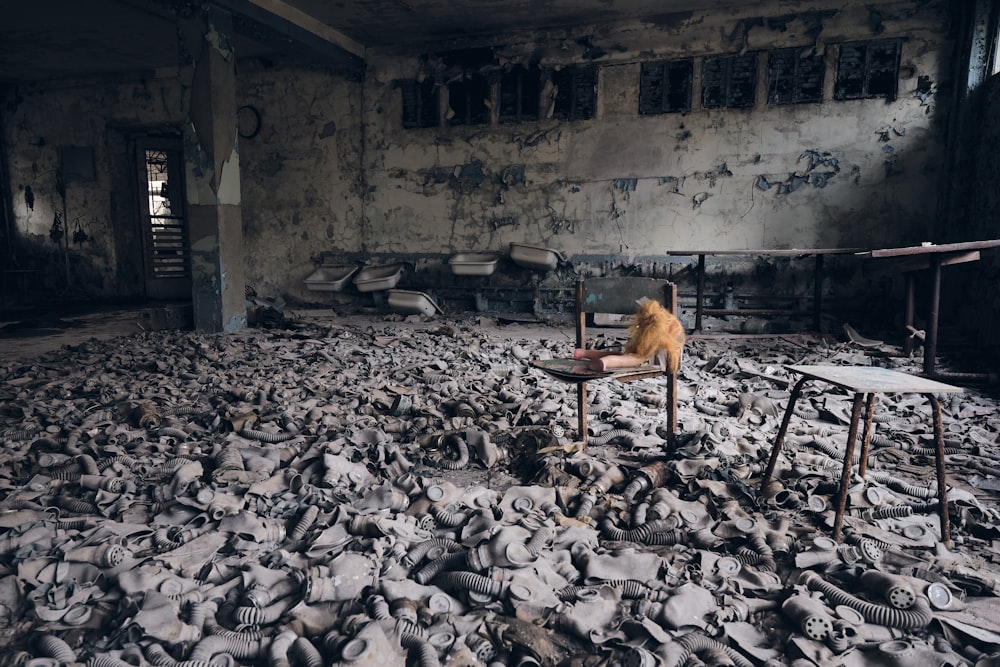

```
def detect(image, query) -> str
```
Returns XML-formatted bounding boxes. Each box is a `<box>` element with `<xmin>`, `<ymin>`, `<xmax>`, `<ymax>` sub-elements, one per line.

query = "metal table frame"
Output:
<box><xmin>667</xmin><ymin>248</ymin><xmax>863</xmax><ymax>333</ymax></box>
<box><xmin>858</xmin><ymin>240</ymin><xmax>1000</xmax><ymax>376</ymax></box>
<box><xmin>759</xmin><ymin>365</ymin><xmax>963</xmax><ymax>546</ymax></box>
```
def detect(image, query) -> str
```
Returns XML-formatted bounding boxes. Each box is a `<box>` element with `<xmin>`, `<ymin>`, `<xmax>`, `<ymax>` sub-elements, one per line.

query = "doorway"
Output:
<box><xmin>135</xmin><ymin>138</ymin><xmax>191</xmax><ymax>300</ymax></box>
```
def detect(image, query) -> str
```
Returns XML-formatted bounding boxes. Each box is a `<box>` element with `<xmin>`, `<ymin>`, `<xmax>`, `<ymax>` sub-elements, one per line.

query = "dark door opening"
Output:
<box><xmin>136</xmin><ymin>139</ymin><xmax>191</xmax><ymax>300</ymax></box>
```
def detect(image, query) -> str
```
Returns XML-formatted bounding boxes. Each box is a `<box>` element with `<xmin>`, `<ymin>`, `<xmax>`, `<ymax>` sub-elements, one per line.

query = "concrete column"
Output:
<box><xmin>182</xmin><ymin>7</ymin><xmax>246</xmax><ymax>332</ymax></box>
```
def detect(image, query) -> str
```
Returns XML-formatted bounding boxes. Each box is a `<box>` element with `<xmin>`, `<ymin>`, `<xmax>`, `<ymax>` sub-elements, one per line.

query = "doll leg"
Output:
<box><xmin>573</xmin><ymin>348</ymin><xmax>616</xmax><ymax>360</ymax></box>
<box><xmin>589</xmin><ymin>353</ymin><xmax>648</xmax><ymax>371</ymax></box>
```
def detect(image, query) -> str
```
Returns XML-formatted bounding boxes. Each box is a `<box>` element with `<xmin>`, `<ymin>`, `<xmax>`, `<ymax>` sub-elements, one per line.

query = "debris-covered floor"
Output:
<box><xmin>1</xmin><ymin>310</ymin><xmax>1000</xmax><ymax>666</ymax></box>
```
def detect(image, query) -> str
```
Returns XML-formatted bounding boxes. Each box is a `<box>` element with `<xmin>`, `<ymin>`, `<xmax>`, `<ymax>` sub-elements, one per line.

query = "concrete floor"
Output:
<box><xmin>1</xmin><ymin>304</ymin><xmax>1000</xmax><ymax>665</ymax></box>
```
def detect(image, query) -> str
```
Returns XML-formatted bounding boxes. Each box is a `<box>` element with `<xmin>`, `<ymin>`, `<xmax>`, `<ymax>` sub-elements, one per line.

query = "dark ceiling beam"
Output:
<box><xmin>209</xmin><ymin>0</ymin><xmax>366</xmax><ymax>75</ymax></box>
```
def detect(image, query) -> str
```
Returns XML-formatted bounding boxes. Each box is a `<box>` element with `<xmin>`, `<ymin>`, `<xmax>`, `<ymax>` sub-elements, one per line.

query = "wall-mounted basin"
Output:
<box><xmin>387</xmin><ymin>290</ymin><xmax>441</xmax><ymax>316</ymax></box>
<box><xmin>449</xmin><ymin>253</ymin><xmax>499</xmax><ymax>276</ymax></box>
<box><xmin>509</xmin><ymin>243</ymin><xmax>565</xmax><ymax>271</ymax></box>
<box><xmin>353</xmin><ymin>264</ymin><xmax>405</xmax><ymax>292</ymax></box>
<box><xmin>303</xmin><ymin>265</ymin><xmax>360</xmax><ymax>292</ymax></box>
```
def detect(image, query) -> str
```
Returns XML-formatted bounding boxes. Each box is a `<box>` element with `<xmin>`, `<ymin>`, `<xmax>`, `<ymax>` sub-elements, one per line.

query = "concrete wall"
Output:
<box><xmin>2</xmin><ymin>78</ymin><xmax>185</xmax><ymax>298</ymax></box>
<box><xmin>1</xmin><ymin>0</ymin><xmax>958</xmax><ymax>328</ymax></box>
<box><xmin>237</xmin><ymin>62</ymin><xmax>364</xmax><ymax>299</ymax></box>
<box><xmin>361</xmin><ymin>1</ymin><xmax>953</xmax><ymax>263</ymax></box>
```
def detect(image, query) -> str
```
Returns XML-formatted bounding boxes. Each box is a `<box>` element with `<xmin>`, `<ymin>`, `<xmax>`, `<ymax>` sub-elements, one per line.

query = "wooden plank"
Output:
<box><xmin>867</xmin><ymin>250</ymin><xmax>981</xmax><ymax>273</ymax></box>
<box><xmin>862</xmin><ymin>239</ymin><xmax>1000</xmax><ymax>259</ymax></box>
<box><xmin>667</xmin><ymin>248</ymin><xmax>865</xmax><ymax>256</ymax></box>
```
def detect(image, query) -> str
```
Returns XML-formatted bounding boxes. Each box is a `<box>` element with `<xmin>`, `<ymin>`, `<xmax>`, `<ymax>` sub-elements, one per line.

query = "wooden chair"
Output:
<box><xmin>531</xmin><ymin>277</ymin><xmax>680</xmax><ymax>445</ymax></box>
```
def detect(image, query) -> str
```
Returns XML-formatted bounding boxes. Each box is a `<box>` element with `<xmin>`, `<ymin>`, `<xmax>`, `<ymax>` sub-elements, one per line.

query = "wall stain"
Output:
<box><xmin>757</xmin><ymin>150</ymin><xmax>842</xmax><ymax>194</ymax></box>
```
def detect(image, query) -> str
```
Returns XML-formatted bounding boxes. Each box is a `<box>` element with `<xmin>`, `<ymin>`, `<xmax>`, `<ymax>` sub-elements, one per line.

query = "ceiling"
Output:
<box><xmin>0</xmin><ymin>0</ymin><xmax>767</xmax><ymax>84</ymax></box>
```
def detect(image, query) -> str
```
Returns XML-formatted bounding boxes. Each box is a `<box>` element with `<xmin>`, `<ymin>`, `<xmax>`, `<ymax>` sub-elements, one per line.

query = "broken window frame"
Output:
<box><xmin>701</xmin><ymin>52</ymin><xmax>758</xmax><ymax>110</ymax></box>
<box><xmin>834</xmin><ymin>39</ymin><xmax>902</xmax><ymax>101</ymax></box>
<box><xmin>550</xmin><ymin>65</ymin><xmax>598</xmax><ymax>121</ymax></box>
<box><xmin>400</xmin><ymin>78</ymin><xmax>439</xmax><ymax>129</ymax></box>
<box><xmin>639</xmin><ymin>59</ymin><xmax>694</xmax><ymax>115</ymax></box>
<box><xmin>499</xmin><ymin>64</ymin><xmax>542</xmax><ymax>123</ymax></box>
<box><xmin>401</xmin><ymin>58</ymin><xmax>597</xmax><ymax>128</ymax></box>
<box><xmin>767</xmin><ymin>48</ymin><xmax>825</xmax><ymax>105</ymax></box>
<box><xmin>447</xmin><ymin>72</ymin><xmax>491</xmax><ymax>126</ymax></box>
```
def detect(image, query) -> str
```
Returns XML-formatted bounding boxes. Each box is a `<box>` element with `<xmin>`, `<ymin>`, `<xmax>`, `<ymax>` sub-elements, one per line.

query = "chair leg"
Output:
<box><xmin>577</xmin><ymin>381</ymin><xmax>588</xmax><ymax>444</ymax></box>
<box><xmin>666</xmin><ymin>371</ymin><xmax>677</xmax><ymax>443</ymax></box>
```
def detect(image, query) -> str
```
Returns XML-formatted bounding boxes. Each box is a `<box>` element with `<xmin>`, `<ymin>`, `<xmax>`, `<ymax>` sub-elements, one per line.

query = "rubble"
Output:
<box><xmin>0</xmin><ymin>312</ymin><xmax>998</xmax><ymax>665</ymax></box>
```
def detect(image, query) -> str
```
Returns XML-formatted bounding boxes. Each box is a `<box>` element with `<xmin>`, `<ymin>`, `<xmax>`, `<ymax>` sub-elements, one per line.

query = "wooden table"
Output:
<box><xmin>857</xmin><ymin>240</ymin><xmax>1000</xmax><ymax>375</ymax></box>
<box><xmin>759</xmin><ymin>365</ymin><xmax>963</xmax><ymax>545</ymax></box>
<box><xmin>667</xmin><ymin>249</ymin><xmax>864</xmax><ymax>333</ymax></box>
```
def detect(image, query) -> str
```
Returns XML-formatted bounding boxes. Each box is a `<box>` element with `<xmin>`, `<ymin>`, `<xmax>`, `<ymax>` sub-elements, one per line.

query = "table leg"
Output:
<box><xmin>760</xmin><ymin>376</ymin><xmax>809</xmax><ymax>494</ymax></box>
<box><xmin>695</xmin><ymin>254</ymin><xmax>706</xmax><ymax>333</ymax></box>
<box><xmin>925</xmin><ymin>393</ymin><xmax>952</xmax><ymax>546</ymax></box>
<box><xmin>813</xmin><ymin>254</ymin><xmax>824</xmax><ymax>333</ymax></box>
<box><xmin>834</xmin><ymin>392</ymin><xmax>866</xmax><ymax>541</ymax></box>
<box><xmin>924</xmin><ymin>256</ymin><xmax>942</xmax><ymax>376</ymax></box>
<box><xmin>903</xmin><ymin>273</ymin><xmax>916</xmax><ymax>356</ymax></box>
<box><xmin>858</xmin><ymin>393</ymin><xmax>876</xmax><ymax>478</ymax></box>
<box><xmin>577</xmin><ymin>381</ymin><xmax>588</xmax><ymax>445</ymax></box>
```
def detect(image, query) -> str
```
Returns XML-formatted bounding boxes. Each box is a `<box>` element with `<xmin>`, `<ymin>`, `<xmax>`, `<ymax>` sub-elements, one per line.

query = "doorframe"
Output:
<box><xmin>134</xmin><ymin>135</ymin><xmax>192</xmax><ymax>301</ymax></box>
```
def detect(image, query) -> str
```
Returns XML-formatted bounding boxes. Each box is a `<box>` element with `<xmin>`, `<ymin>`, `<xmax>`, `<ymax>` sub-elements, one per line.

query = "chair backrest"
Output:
<box><xmin>575</xmin><ymin>277</ymin><xmax>678</xmax><ymax>349</ymax></box>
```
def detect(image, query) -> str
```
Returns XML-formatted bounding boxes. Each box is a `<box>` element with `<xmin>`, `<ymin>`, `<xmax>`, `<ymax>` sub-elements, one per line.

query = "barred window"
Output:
<box><xmin>702</xmin><ymin>53</ymin><xmax>757</xmax><ymax>109</ymax></box>
<box><xmin>552</xmin><ymin>66</ymin><xmax>597</xmax><ymax>120</ymax></box>
<box><xmin>448</xmin><ymin>73</ymin><xmax>490</xmax><ymax>126</ymax></box>
<box><xmin>500</xmin><ymin>65</ymin><xmax>541</xmax><ymax>123</ymax></box>
<box><xmin>400</xmin><ymin>79</ymin><xmax>438</xmax><ymax>129</ymax></box>
<box><xmin>768</xmin><ymin>49</ymin><xmax>824</xmax><ymax>104</ymax></box>
<box><xmin>834</xmin><ymin>39</ymin><xmax>901</xmax><ymax>101</ymax></box>
<box><xmin>639</xmin><ymin>59</ymin><xmax>693</xmax><ymax>114</ymax></box>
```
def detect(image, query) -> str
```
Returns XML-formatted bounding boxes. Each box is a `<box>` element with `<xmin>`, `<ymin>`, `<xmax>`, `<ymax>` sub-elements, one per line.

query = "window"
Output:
<box><xmin>400</xmin><ymin>79</ymin><xmax>438</xmax><ymax>129</ymax></box>
<box><xmin>768</xmin><ymin>49</ymin><xmax>824</xmax><ymax>104</ymax></box>
<box><xmin>834</xmin><ymin>39</ymin><xmax>901</xmax><ymax>100</ymax></box>
<box><xmin>448</xmin><ymin>73</ymin><xmax>490</xmax><ymax>126</ymax></box>
<box><xmin>551</xmin><ymin>66</ymin><xmax>597</xmax><ymax>120</ymax></box>
<box><xmin>702</xmin><ymin>53</ymin><xmax>757</xmax><ymax>109</ymax></box>
<box><xmin>639</xmin><ymin>59</ymin><xmax>693</xmax><ymax>114</ymax></box>
<box><xmin>401</xmin><ymin>60</ymin><xmax>598</xmax><ymax>128</ymax></box>
<box><xmin>500</xmin><ymin>65</ymin><xmax>541</xmax><ymax>123</ymax></box>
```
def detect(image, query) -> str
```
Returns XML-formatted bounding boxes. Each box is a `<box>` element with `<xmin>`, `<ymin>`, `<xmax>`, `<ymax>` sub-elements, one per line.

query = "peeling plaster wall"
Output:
<box><xmin>1</xmin><ymin>79</ymin><xmax>184</xmax><ymax>298</ymax></box>
<box><xmin>362</xmin><ymin>1</ymin><xmax>953</xmax><ymax>263</ymax></box>
<box><xmin>0</xmin><ymin>0</ymin><xmax>959</xmax><ymax>321</ymax></box>
<box><xmin>237</xmin><ymin>62</ymin><xmax>364</xmax><ymax>299</ymax></box>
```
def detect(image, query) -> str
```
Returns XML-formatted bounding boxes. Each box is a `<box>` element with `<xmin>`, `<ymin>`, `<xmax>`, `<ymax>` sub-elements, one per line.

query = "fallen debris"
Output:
<box><xmin>0</xmin><ymin>313</ymin><xmax>998</xmax><ymax>665</ymax></box>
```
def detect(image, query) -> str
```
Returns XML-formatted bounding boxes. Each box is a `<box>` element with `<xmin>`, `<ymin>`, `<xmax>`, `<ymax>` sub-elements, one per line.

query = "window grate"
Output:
<box><xmin>702</xmin><ymin>53</ymin><xmax>758</xmax><ymax>109</ymax></box>
<box><xmin>500</xmin><ymin>65</ymin><xmax>541</xmax><ymax>123</ymax></box>
<box><xmin>834</xmin><ymin>39</ymin><xmax>901</xmax><ymax>101</ymax></box>
<box><xmin>448</xmin><ymin>74</ymin><xmax>490</xmax><ymax>126</ymax></box>
<box><xmin>401</xmin><ymin>79</ymin><xmax>438</xmax><ymax>129</ymax></box>
<box><xmin>639</xmin><ymin>59</ymin><xmax>693</xmax><ymax>114</ymax></box>
<box><xmin>768</xmin><ymin>49</ymin><xmax>825</xmax><ymax>104</ymax></box>
<box><xmin>552</xmin><ymin>66</ymin><xmax>597</xmax><ymax>120</ymax></box>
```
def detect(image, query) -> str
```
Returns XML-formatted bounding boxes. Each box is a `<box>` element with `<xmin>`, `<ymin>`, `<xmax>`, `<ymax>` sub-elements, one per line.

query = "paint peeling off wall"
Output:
<box><xmin>1</xmin><ymin>80</ymin><xmax>185</xmax><ymax>299</ymax></box>
<box><xmin>362</xmin><ymin>0</ymin><xmax>952</xmax><ymax>266</ymax></box>
<box><xmin>237</xmin><ymin>62</ymin><xmax>365</xmax><ymax>299</ymax></box>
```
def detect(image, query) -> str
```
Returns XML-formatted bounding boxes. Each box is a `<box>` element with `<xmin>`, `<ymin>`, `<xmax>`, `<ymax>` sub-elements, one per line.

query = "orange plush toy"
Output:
<box><xmin>573</xmin><ymin>299</ymin><xmax>685</xmax><ymax>372</ymax></box>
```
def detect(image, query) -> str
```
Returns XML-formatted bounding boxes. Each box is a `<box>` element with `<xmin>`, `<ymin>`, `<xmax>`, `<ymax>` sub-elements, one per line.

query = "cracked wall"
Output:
<box><xmin>362</xmin><ymin>0</ymin><xmax>953</xmax><ymax>265</ymax></box>
<box><xmin>236</xmin><ymin>61</ymin><xmax>364</xmax><ymax>299</ymax></box>
<box><xmin>2</xmin><ymin>80</ymin><xmax>185</xmax><ymax>299</ymax></box>
<box><xmin>0</xmin><ymin>0</ymin><xmax>957</xmax><ymax>314</ymax></box>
